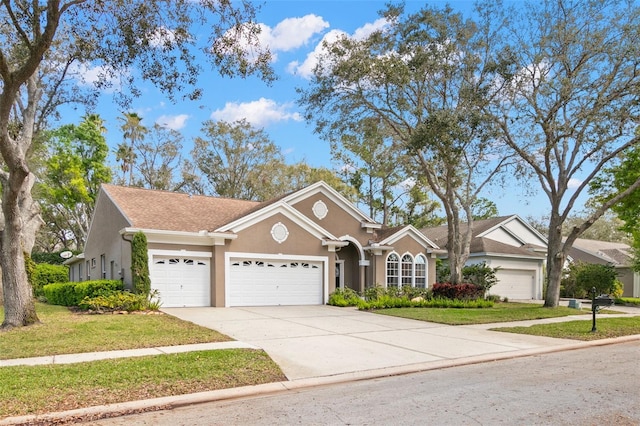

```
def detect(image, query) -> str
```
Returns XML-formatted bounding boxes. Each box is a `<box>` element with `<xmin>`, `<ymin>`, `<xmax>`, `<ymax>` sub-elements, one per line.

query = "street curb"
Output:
<box><xmin>3</xmin><ymin>334</ymin><xmax>639</xmax><ymax>425</ymax></box>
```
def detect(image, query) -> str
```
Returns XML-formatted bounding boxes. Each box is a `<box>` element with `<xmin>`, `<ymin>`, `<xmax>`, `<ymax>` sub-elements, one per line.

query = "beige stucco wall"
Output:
<box><xmin>291</xmin><ymin>193</ymin><xmax>374</xmax><ymax>247</ymax></box>
<box><xmin>83</xmin><ymin>191</ymin><xmax>132</xmax><ymax>287</ymax></box>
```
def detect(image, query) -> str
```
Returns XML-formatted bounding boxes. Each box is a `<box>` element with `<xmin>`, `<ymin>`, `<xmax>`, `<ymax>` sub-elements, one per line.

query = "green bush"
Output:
<box><xmin>328</xmin><ymin>287</ymin><xmax>361</xmax><ymax>307</ymax></box>
<box><xmin>79</xmin><ymin>289</ymin><xmax>162</xmax><ymax>312</ymax></box>
<box><xmin>615</xmin><ymin>297</ymin><xmax>640</xmax><ymax>306</ymax></box>
<box><xmin>43</xmin><ymin>280</ymin><xmax>123</xmax><ymax>306</ymax></box>
<box><xmin>437</xmin><ymin>261</ymin><xmax>499</xmax><ymax>294</ymax></box>
<box><xmin>132</xmin><ymin>231</ymin><xmax>151</xmax><ymax>296</ymax></box>
<box><xmin>358</xmin><ymin>296</ymin><xmax>494</xmax><ymax>310</ymax></box>
<box><xmin>561</xmin><ymin>262</ymin><xmax>618</xmax><ymax>298</ymax></box>
<box><xmin>29</xmin><ymin>263</ymin><xmax>69</xmax><ymax>297</ymax></box>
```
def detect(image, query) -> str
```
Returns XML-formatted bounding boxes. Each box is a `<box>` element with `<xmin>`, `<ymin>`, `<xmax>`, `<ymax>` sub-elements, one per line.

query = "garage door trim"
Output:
<box><xmin>225</xmin><ymin>252</ymin><xmax>329</xmax><ymax>307</ymax></box>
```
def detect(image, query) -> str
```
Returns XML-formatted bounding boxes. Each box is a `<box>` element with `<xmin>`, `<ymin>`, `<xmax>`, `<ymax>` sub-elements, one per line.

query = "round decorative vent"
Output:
<box><xmin>312</xmin><ymin>200</ymin><xmax>328</xmax><ymax>219</ymax></box>
<box><xmin>271</xmin><ymin>222</ymin><xmax>289</xmax><ymax>244</ymax></box>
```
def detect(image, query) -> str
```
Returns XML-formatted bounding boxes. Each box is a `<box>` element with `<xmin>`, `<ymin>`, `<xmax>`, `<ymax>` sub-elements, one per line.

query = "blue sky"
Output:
<box><xmin>61</xmin><ymin>0</ymin><xmax>589</xmax><ymax>221</ymax></box>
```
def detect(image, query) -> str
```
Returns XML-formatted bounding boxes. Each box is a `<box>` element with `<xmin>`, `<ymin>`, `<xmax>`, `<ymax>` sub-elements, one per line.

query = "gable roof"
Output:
<box><xmin>568</xmin><ymin>238</ymin><xmax>632</xmax><ymax>267</ymax></box>
<box><xmin>102</xmin><ymin>184</ymin><xmax>259</xmax><ymax>232</ymax></box>
<box><xmin>373</xmin><ymin>225</ymin><xmax>439</xmax><ymax>249</ymax></box>
<box><xmin>420</xmin><ymin>215</ymin><xmax>547</xmax><ymax>257</ymax></box>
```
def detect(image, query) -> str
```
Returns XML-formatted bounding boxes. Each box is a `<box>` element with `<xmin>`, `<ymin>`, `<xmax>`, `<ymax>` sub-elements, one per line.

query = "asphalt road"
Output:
<box><xmin>92</xmin><ymin>341</ymin><xmax>640</xmax><ymax>425</ymax></box>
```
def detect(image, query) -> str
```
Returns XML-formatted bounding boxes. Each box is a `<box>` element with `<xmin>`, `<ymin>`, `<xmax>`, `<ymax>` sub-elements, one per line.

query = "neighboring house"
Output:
<box><xmin>66</xmin><ymin>181</ymin><xmax>439</xmax><ymax>307</ymax></box>
<box><xmin>421</xmin><ymin>215</ymin><xmax>548</xmax><ymax>300</ymax></box>
<box><xmin>567</xmin><ymin>238</ymin><xmax>640</xmax><ymax>298</ymax></box>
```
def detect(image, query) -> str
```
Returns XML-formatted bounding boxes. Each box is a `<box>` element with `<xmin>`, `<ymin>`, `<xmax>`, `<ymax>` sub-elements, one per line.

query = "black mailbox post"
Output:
<box><xmin>591</xmin><ymin>287</ymin><xmax>615</xmax><ymax>332</ymax></box>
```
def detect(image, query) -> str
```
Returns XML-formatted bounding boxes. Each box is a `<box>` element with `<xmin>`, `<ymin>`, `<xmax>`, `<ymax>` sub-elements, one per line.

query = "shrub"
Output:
<box><xmin>328</xmin><ymin>287</ymin><xmax>361</xmax><ymax>307</ymax></box>
<box><xmin>29</xmin><ymin>263</ymin><xmax>69</xmax><ymax>297</ymax></box>
<box><xmin>431</xmin><ymin>282</ymin><xmax>484</xmax><ymax>300</ymax></box>
<box><xmin>79</xmin><ymin>291</ymin><xmax>146</xmax><ymax>312</ymax></box>
<box><xmin>615</xmin><ymin>297</ymin><xmax>640</xmax><ymax>306</ymax></box>
<box><xmin>562</xmin><ymin>262</ymin><xmax>618</xmax><ymax>298</ymax></box>
<box><xmin>43</xmin><ymin>280</ymin><xmax>123</xmax><ymax>306</ymax></box>
<box><xmin>357</xmin><ymin>296</ymin><xmax>493</xmax><ymax>310</ymax></box>
<box><xmin>364</xmin><ymin>285</ymin><xmax>386</xmax><ymax>301</ymax></box>
<box><xmin>436</xmin><ymin>261</ymin><xmax>500</xmax><ymax>294</ymax></box>
<box><xmin>131</xmin><ymin>231</ymin><xmax>151</xmax><ymax>296</ymax></box>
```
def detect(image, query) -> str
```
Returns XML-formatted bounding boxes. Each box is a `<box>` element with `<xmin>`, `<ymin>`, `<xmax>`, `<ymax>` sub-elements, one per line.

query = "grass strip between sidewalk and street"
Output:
<box><xmin>373</xmin><ymin>302</ymin><xmax>588</xmax><ymax>325</ymax></box>
<box><xmin>492</xmin><ymin>316</ymin><xmax>640</xmax><ymax>340</ymax></box>
<box><xmin>0</xmin><ymin>303</ymin><xmax>230</xmax><ymax>360</ymax></box>
<box><xmin>0</xmin><ymin>349</ymin><xmax>287</xmax><ymax>418</ymax></box>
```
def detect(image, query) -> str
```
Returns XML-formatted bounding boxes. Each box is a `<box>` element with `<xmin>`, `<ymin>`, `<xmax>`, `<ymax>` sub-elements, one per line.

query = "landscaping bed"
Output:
<box><xmin>373</xmin><ymin>302</ymin><xmax>588</xmax><ymax>325</ymax></box>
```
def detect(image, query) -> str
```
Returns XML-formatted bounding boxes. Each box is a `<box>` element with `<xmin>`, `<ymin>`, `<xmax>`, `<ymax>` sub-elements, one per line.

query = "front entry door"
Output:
<box><xmin>335</xmin><ymin>260</ymin><xmax>345</xmax><ymax>289</ymax></box>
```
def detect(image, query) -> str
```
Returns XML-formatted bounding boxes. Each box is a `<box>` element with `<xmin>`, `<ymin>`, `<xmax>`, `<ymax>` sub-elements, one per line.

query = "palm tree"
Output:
<box><xmin>118</xmin><ymin>112</ymin><xmax>148</xmax><ymax>185</ymax></box>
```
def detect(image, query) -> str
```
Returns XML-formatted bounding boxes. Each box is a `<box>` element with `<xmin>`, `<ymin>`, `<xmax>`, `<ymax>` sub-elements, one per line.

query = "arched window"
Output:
<box><xmin>415</xmin><ymin>255</ymin><xmax>427</xmax><ymax>288</ymax></box>
<box><xmin>401</xmin><ymin>254</ymin><xmax>414</xmax><ymax>286</ymax></box>
<box><xmin>386</xmin><ymin>253</ymin><xmax>399</xmax><ymax>288</ymax></box>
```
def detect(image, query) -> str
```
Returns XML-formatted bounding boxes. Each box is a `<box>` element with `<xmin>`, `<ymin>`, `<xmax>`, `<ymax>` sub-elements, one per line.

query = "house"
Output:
<box><xmin>567</xmin><ymin>238</ymin><xmax>640</xmax><ymax>298</ymax></box>
<box><xmin>66</xmin><ymin>181</ymin><xmax>439</xmax><ymax>307</ymax></box>
<box><xmin>421</xmin><ymin>215</ymin><xmax>548</xmax><ymax>300</ymax></box>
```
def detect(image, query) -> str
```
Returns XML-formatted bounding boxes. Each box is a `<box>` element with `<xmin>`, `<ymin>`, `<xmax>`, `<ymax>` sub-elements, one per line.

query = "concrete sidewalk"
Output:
<box><xmin>0</xmin><ymin>341</ymin><xmax>257</xmax><ymax>368</ymax></box>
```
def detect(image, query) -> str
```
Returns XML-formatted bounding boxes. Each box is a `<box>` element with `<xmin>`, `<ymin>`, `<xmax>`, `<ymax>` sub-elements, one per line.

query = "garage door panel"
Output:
<box><xmin>151</xmin><ymin>256</ymin><xmax>210</xmax><ymax>308</ymax></box>
<box><xmin>491</xmin><ymin>269</ymin><xmax>535</xmax><ymax>300</ymax></box>
<box><xmin>228</xmin><ymin>258</ymin><xmax>323</xmax><ymax>306</ymax></box>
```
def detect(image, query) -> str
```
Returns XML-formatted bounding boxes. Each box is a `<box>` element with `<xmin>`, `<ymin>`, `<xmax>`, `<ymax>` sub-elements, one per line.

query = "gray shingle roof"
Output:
<box><xmin>102</xmin><ymin>184</ymin><xmax>260</xmax><ymax>232</ymax></box>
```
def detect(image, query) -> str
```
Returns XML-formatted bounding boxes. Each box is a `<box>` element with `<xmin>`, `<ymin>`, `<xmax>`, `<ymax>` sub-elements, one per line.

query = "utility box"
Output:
<box><xmin>568</xmin><ymin>299</ymin><xmax>581</xmax><ymax>309</ymax></box>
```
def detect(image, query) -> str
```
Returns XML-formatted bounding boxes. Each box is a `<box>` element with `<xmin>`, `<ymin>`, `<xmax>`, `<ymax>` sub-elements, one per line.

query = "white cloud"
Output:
<box><xmin>210</xmin><ymin>98</ymin><xmax>302</xmax><ymax>128</ymax></box>
<box><xmin>352</xmin><ymin>18</ymin><xmax>388</xmax><ymax>41</ymax></box>
<box><xmin>156</xmin><ymin>114</ymin><xmax>189</xmax><ymax>130</ymax></box>
<box><xmin>69</xmin><ymin>62</ymin><xmax>126</xmax><ymax>92</ymax></box>
<box><xmin>567</xmin><ymin>178</ymin><xmax>583</xmax><ymax>189</ymax></box>
<box><xmin>259</xmin><ymin>14</ymin><xmax>329</xmax><ymax>52</ymax></box>
<box><xmin>288</xmin><ymin>18</ymin><xmax>389</xmax><ymax>79</ymax></box>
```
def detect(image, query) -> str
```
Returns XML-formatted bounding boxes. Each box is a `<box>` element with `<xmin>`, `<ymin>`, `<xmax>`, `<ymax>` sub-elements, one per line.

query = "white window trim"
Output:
<box><xmin>400</xmin><ymin>253</ymin><xmax>414</xmax><ymax>287</ymax></box>
<box><xmin>415</xmin><ymin>254</ymin><xmax>427</xmax><ymax>289</ymax></box>
<box><xmin>386</xmin><ymin>252</ymin><xmax>400</xmax><ymax>288</ymax></box>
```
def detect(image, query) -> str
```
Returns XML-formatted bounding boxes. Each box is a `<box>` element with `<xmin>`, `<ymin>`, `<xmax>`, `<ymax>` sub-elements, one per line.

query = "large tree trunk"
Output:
<box><xmin>544</xmin><ymin>214</ymin><xmax>565</xmax><ymax>308</ymax></box>
<box><xmin>1</xmin><ymin>173</ymin><xmax>39</xmax><ymax>329</ymax></box>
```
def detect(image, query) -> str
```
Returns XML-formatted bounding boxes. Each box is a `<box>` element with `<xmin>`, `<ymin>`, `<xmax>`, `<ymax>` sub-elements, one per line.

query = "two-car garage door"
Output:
<box><xmin>227</xmin><ymin>258</ymin><xmax>323</xmax><ymax>307</ymax></box>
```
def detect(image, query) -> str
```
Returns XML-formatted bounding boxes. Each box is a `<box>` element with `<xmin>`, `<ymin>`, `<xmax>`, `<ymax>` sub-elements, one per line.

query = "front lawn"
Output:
<box><xmin>0</xmin><ymin>303</ymin><xmax>231</xmax><ymax>359</ymax></box>
<box><xmin>0</xmin><ymin>349</ymin><xmax>286</xmax><ymax>418</ymax></box>
<box><xmin>492</xmin><ymin>316</ymin><xmax>640</xmax><ymax>341</ymax></box>
<box><xmin>0</xmin><ymin>302</ymin><xmax>286</xmax><ymax>419</ymax></box>
<box><xmin>374</xmin><ymin>302</ymin><xmax>587</xmax><ymax>325</ymax></box>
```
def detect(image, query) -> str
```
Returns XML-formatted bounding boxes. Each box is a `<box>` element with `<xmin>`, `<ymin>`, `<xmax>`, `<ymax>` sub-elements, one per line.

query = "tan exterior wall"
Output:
<box><xmin>291</xmin><ymin>193</ymin><xmax>374</xmax><ymax>247</ymax></box>
<box><xmin>617</xmin><ymin>267</ymin><xmax>634</xmax><ymax>297</ymax></box>
<box><xmin>83</xmin><ymin>192</ymin><xmax>131</xmax><ymax>287</ymax></box>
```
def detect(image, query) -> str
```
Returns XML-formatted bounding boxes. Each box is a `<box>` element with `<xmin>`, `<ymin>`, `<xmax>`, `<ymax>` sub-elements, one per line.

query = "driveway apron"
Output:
<box><xmin>162</xmin><ymin>306</ymin><xmax>574</xmax><ymax>381</ymax></box>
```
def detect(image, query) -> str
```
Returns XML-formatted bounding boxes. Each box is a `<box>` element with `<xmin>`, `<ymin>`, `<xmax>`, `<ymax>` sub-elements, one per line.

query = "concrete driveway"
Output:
<box><xmin>162</xmin><ymin>305</ymin><xmax>575</xmax><ymax>381</ymax></box>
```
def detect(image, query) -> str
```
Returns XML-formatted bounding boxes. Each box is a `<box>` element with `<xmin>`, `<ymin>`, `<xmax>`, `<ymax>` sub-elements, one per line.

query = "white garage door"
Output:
<box><xmin>491</xmin><ymin>269</ymin><xmax>535</xmax><ymax>300</ymax></box>
<box><xmin>150</xmin><ymin>256</ymin><xmax>210</xmax><ymax>307</ymax></box>
<box><xmin>228</xmin><ymin>259</ymin><xmax>323</xmax><ymax>306</ymax></box>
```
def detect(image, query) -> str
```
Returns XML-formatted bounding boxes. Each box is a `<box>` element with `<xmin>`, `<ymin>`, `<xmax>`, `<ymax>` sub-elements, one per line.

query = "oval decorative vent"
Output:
<box><xmin>271</xmin><ymin>222</ymin><xmax>289</xmax><ymax>244</ymax></box>
<box><xmin>312</xmin><ymin>200</ymin><xmax>328</xmax><ymax>219</ymax></box>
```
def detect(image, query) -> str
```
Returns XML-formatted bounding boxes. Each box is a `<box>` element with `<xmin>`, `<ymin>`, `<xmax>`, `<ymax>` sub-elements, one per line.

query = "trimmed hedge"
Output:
<box><xmin>43</xmin><ymin>280</ymin><xmax>124</xmax><ymax>306</ymax></box>
<box><xmin>30</xmin><ymin>263</ymin><xmax>69</xmax><ymax>297</ymax></box>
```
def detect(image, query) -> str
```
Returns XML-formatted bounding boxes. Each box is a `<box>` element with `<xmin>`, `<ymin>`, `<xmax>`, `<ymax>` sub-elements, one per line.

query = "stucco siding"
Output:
<box><xmin>83</xmin><ymin>190</ymin><xmax>131</xmax><ymax>286</ymax></box>
<box><xmin>291</xmin><ymin>193</ymin><xmax>373</xmax><ymax>246</ymax></box>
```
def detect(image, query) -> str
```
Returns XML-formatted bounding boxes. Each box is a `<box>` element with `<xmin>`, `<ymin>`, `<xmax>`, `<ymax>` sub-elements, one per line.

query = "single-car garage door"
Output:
<box><xmin>491</xmin><ymin>269</ymin><xmax>535</xmax><ymax>300</ymax></box>
<box><xmin>150</xmin><ymin>256</ymin><xmax>210</xmax><ymax>307</ymax></box>
<box><xmin>228</xmin><ymin>258</ymin><xmax>323</xmax><ymax>306</ymax></box>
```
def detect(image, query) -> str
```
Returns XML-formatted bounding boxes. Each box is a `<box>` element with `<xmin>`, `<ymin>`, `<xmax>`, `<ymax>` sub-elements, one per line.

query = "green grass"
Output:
<box><xmin>493</xmin><ymin>316</ymin><xmax>640</xmax><ymax>341</ymax></box>
<box><xmin>0</xmin><ymin>303</ymin><xmax>230</xmax><ymax>360</ymax></box>
<box><xmin>0</xmin><ymin>349</ymin><xmax>286</xmax><ymax>418</ymax></box>
<box><xmin>374</xmin><ymin>302</ymin><xmax>588</xmax><ymax>325</ymax></box>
